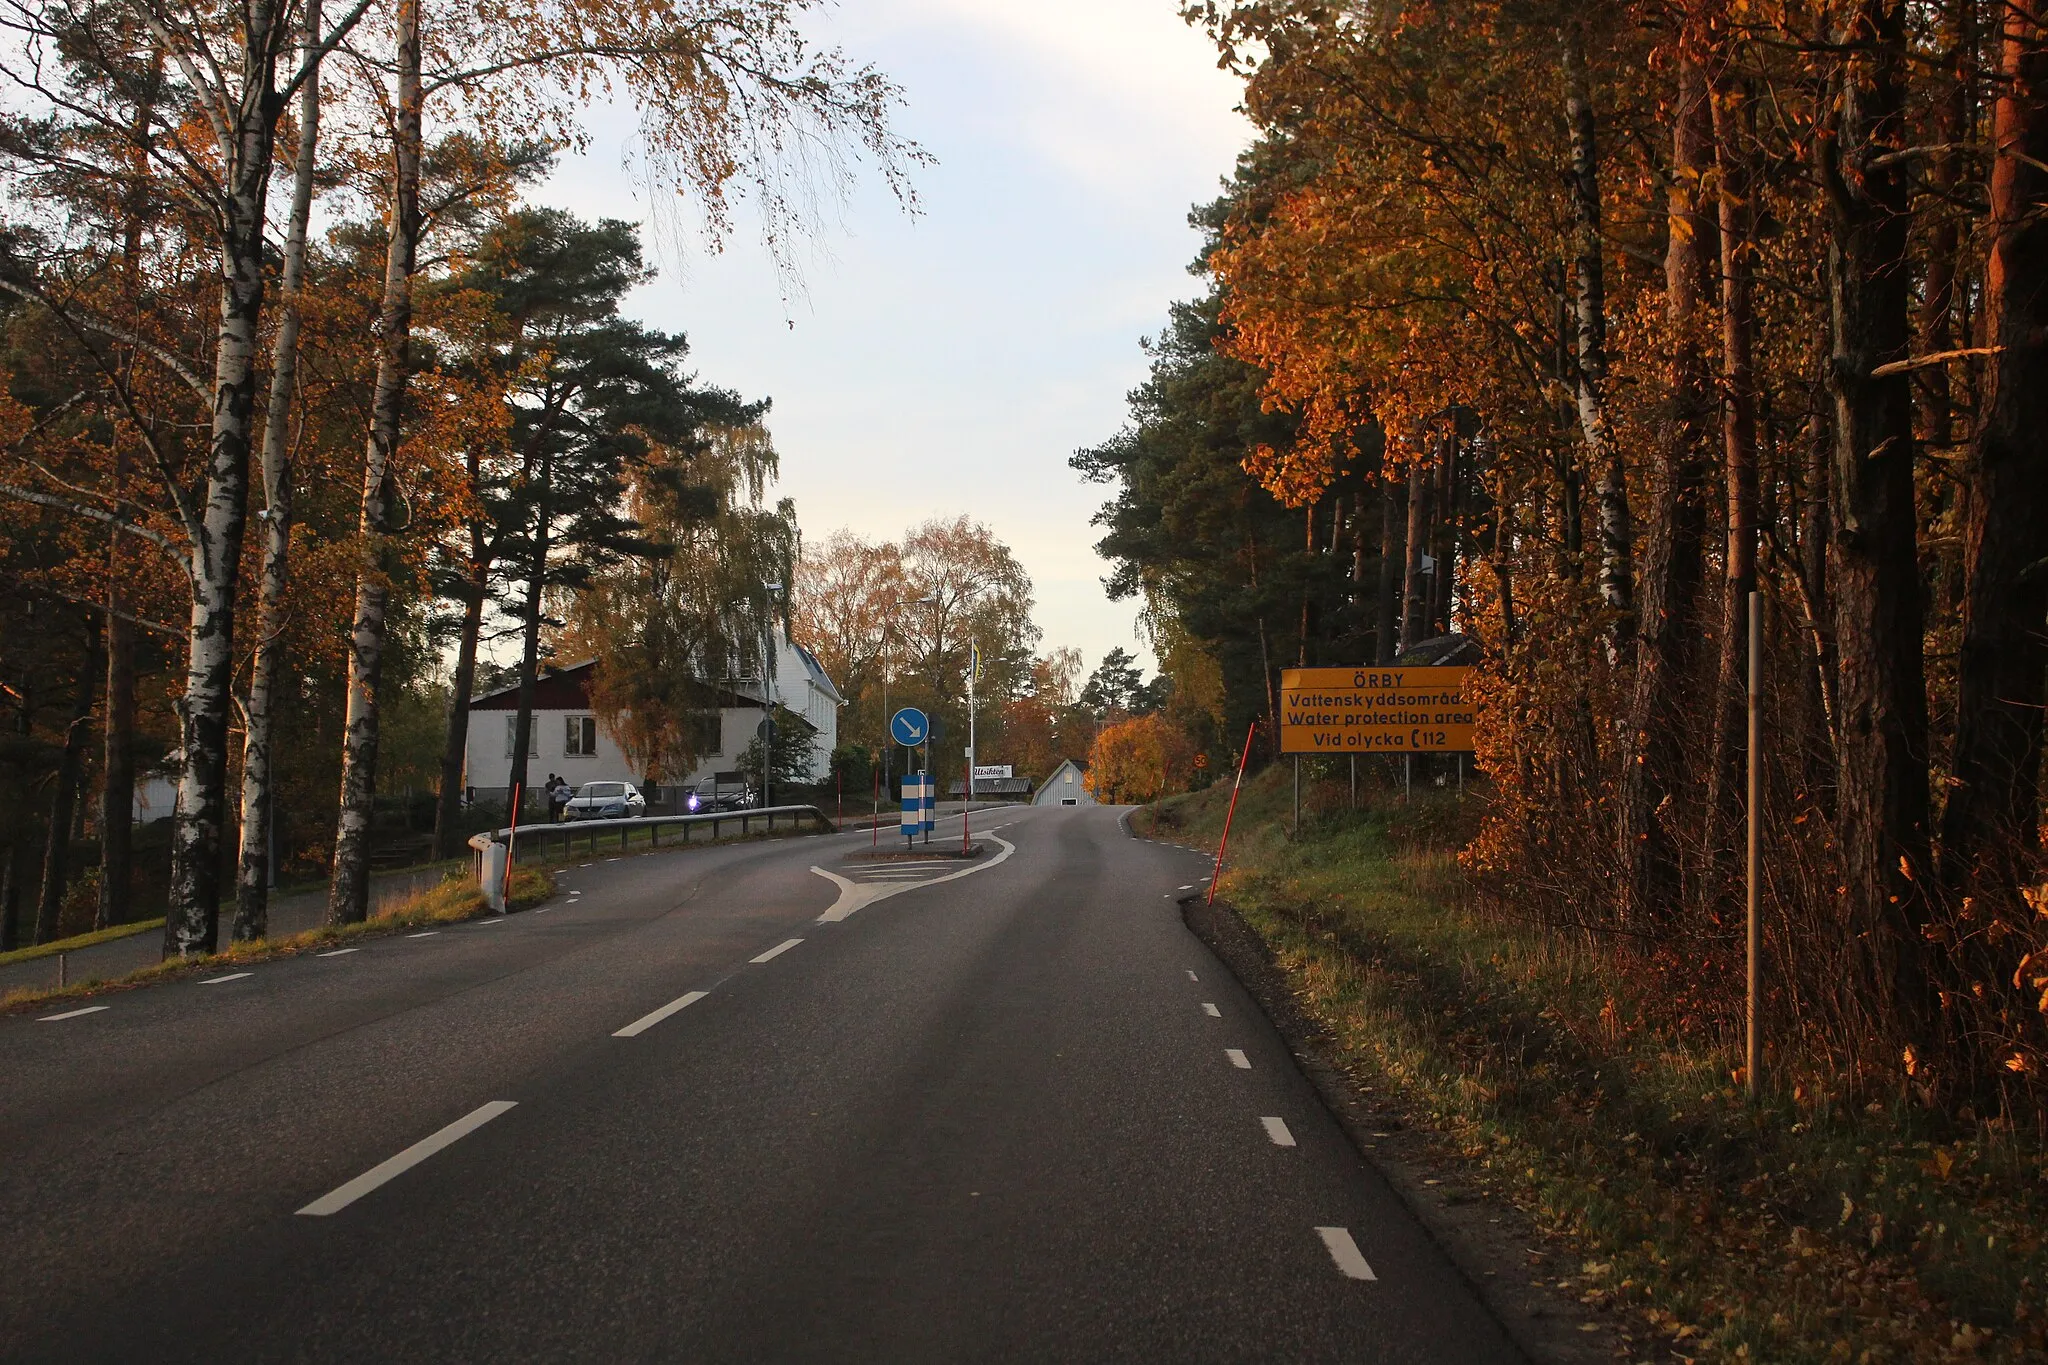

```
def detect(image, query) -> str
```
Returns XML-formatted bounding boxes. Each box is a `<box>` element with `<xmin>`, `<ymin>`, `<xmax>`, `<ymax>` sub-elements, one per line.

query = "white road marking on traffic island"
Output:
<box><xmin>297</xmin><ymin>1101</ymin><xmax>518</xmax><ymax>1217</ymax></box>
<box><xmin>613</xmin><ymin>990</ymin><xmax>708</xmax><ymax>1038</ymax></box>
<box><xmin>1226</xmin><ymin>1049</ymin><xmax>1250</xmax><ymax>1068</ymax></box>
<box><xmin>751</xmin><ymin>938</ymin><xmax>802</xmax><ymax>964</ymax></box>
<box><xmin>200</xmin><ymin>972</ymin><xmax>252</xmax><ymax>984</ymax></box>
<box><xmin>1262</xmin><ymin>1116</ymin><xmax>1297</xmax><ymax>1147</ymax></box>
<box><xmin>39</xmin><ymin>1005</ymin><xmax>109</xmax><ymax>1022</ymax></box>
<box><xmin>810</xmin><ymin>832</ymin><xmax>1019</xmax><ymax>924</ymax></box>
<box><xmin>1202</xmin><ymin>1002</ymin><xmax>1221</xmax><ymax>1017</ymax></box>
<box><xmin>1316</xmin><ymin>1227</ymin><xmax>1378</xmax><ymax>1281</ymax></box>
<box><xmin>315</xmin><ymin>949</ymin><xmax>358</xmax><ymax>958</ymax></box>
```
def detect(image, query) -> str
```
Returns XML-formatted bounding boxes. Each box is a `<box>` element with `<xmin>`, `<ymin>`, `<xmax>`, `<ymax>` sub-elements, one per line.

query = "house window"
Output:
<box><xmin>565</xmin><ymin>715</ymin><xmax>598</xmax><ymax>757</ymax></box>
<box><xmin>686</xmin><ymin>712</ymin><xmax>722</xmax><ymax>757</ymax></box>
<box><xmin>1064</xmin><ymin>770</ymin><xmax>1075</xmax><ymax>784</ymax></box>
<box><xmin>505</xmin><ymin>716</ymin><xmax>535</xmax><ymax>758</ymax></box>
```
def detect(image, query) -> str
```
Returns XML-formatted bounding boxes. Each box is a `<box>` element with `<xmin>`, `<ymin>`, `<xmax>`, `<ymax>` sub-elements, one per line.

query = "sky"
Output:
<box><xmin>534</xmin><ymin>0</ymin><xmax>1253</xmax><ymax>680</ymax></box>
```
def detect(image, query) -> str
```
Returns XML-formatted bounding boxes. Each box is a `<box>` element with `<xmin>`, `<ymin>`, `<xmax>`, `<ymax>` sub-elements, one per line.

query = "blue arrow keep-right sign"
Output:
<box><xmin>889</xmin><ymin>707</ymin><xmax>930</xmax><ymax>747</ymax></box>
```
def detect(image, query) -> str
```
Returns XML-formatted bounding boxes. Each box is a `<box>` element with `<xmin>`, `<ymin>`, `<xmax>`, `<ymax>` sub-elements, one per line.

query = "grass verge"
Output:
<box><xmin>0</xmin><ymin>916</ymin><xmax>165</xmax><ymax>967</ymax></box>
<box><xmin>0</xmin><ymin>866</ymin><xmax>552</xmax><ymax>1016</ymax></box>
<box><xmin>1142</xmin><ymin>770</ymin><xmax>2046</xmax><ymax>1364</ymax></box>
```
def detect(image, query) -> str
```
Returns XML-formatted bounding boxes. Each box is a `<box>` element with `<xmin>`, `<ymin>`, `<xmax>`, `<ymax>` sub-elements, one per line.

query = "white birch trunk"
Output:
<box><xmin>234</xmin><ymin>0</ymin><xmax>323</xmax><ymax>941</ymax></box>
<box><xmin>165</xmin><ymin>0</ymin><xmax>285</xmax><ymax>958</ymax></box>
<box><xmin>1561</xmin><ymin>22</ymin><xmax>1633</xmax><ymax>629</ymax></box>
<box><xmin>328</xmin><ymin>0</ymin><xmax>422</xmax><ymax>924</ymax></box>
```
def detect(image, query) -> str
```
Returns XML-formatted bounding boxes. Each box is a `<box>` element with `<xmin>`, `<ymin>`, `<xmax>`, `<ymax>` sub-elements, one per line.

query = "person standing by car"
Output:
<box><xmin>551</xmin><ymin>776</ymin><xmax>573</xmax><ymax>822</ymax></box>
<box><xmin>543</xmin><ymin>774</ymin><xmax>562</xmax><ymax>822</ymax></box>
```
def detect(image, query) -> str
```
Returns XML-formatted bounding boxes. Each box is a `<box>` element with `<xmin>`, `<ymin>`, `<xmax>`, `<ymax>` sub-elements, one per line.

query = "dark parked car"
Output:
<box><xmin>686</xmin><ymin>780</ymin><xmax>756</xmax><ymax>813</ymax></box>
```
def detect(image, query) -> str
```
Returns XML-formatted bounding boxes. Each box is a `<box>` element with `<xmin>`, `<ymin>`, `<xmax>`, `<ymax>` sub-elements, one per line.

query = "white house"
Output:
<box><xmin>463</xmin><ymin>631</ymin><xmax>842</xmax><ymax>805</ymax></box>
<box><xmin>1032</xmin><ymin>758</ymin><xmax>1096</xmax><ymax>807</ymax></box>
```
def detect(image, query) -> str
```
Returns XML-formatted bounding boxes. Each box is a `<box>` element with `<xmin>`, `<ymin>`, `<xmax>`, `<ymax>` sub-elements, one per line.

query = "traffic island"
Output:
<box><xmin>844</xmin><ymin>844</ymin><xmax>986</xmax><ymax>862</ymax></box>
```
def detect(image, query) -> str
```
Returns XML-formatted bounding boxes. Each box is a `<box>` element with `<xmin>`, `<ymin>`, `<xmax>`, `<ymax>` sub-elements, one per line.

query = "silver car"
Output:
<box><xmin>563</xmin><ymin>781</ymin><xmax>646</xmax><ymax>821</ymax></box>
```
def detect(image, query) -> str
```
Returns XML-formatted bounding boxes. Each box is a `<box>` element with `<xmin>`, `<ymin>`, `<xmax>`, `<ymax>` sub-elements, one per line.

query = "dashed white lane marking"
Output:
<box><xmin>1227</xmin><ymin>1049</ymin><xmax>1251</xmax><ymax>1068</ymax></box>
<box><xmin>1316</xmin><ymin>1227</ymin><xmax>1378</xmax><ymax>1281</ymax></box>
<box><xmin>1262</xmin><ymin>1116</ymin><xmax>1297</xmax><ymax>1147</ymax></box>
<box><xmin>200</xmin><ymin>972</ymin><xmax>252</xmax><ymax>984</ymax></box>
<box><xmin>605</xmin><ymin>857</ymin><xmax>621</xmax><ymax>863</ymax></box>
<box><xmin>315</xmin><ymin>948</ymin><xmax>358</xmax><ymax>958</ymax></box>
<box><xmin>1178</xmin><ymin>884</ymin><xmax>1195</xmax><ymax>891</ymax></box>
<box><xmin>475</xmin><ymin>918</ymin><xmax>504</xmax><ymax>926</ymax></box>
<box><xmin>1202</xmin><ymin>1002</ymin><xmax>1221</xmax><ymax>1017</ymax></box>
<box><xmin>1186</xmin><ymin>969</ymin><xmax>1198</xmax><ymax>981</ymax></box>
<box><xmin>751</xmin><ymin>938</ymin><xmax>803</xmax><ymax>964</ymax></box>
<box><xmin>407</xmin><ymin>932</ymin><xmax>438</xmax><ymax>939</ymax></box>
<box><xmin>614</xmin><ymin>990</ymin><xmax>708</xmax><ymax>1038</ymax></box>
<box><xmin>535</xmin><ymin>908</ymin><xmax>552</xmax><ymax>914</ymax></box>
<box><xmin>38</xmin><ymin>1005</ymin><xmax>109</xmax><ymax>1022</ymax></box>
<box><xmin>297</xmin><ymin>1101</ymin><xmax>518</xmax><ymax>1217</ymax></box>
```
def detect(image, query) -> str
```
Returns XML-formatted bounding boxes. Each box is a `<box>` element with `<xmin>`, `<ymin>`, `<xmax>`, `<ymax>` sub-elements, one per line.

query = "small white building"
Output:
<box><xmin>1033</xmin><ymin>758</ymin><xmax>1096</xmax><ymax>807</ymax></box>
<box><xmin>463</xmin><ymin>633</ymin><xmax>842</xmax><ymax>805</ymax></box>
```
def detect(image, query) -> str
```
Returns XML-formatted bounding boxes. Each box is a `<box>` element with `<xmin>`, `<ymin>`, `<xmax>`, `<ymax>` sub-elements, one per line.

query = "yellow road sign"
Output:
<box><xmin>1279</xmin><ymin>666</ymin><xmax>1475</xmax><ymax>754</ymax></box>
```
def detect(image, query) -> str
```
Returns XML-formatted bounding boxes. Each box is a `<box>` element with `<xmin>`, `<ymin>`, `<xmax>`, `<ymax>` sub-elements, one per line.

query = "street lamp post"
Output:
<box><xmin>761</xmin><ymin>581</ymin><xmax>783</xmax><ymax>811</ymax></box>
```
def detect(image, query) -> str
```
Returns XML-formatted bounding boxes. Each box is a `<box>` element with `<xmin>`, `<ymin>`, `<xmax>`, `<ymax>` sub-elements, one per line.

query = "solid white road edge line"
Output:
<box><xmin>1202</xmin><ymin>1002</ymin><xmax>1221</xmax><ymax>1017</ymax></box>
<box><xmin>1227</xmin><ymin>1048</ymin><xmax>1251</xmax><ymax>1068</ymax></box>
<box><xmin>613</xmin><ymin>990</ymin><xmax>708</xmax><ymax>1038</ymax></box>
<box><xmin>200</xmin><ymin>972</ymin><xmax>252</xmax><ymax>984</ymax></box>
<box><xmin>315</xmin><ymin>948</ymin><xmax>358</xmax><ymax>958</ymax></box>
<box><xmin>751</xmin><ymin>938</ymin><xmax>803</xmax><ymax>964</ymax></box>
<box><xmin>1262</xmin><ymin>1116</ymin><xmax>1298</xmax><ymax>1147</ymax></box>
<box><xmin>1315</xmin><ymin>1226</ymin><xmax>1378</xmax><ymax>1281</ymax></box>
<box><xmin>811</xmin><ymin>833</ymin><xmax>1018</xmax><ymax>924</ymax></box>
<box><xmin>297</xmin><ymin>1101</ymin><xmax>518</xmax><ymax>1217</ymax></box>
<box><xmin>38</xmin><ymin>1005</ymin><xmax>109</xmax><ymax>1022</ymax></box>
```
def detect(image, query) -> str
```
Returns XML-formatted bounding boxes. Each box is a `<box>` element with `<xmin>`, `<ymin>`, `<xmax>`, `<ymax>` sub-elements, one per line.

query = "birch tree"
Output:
<box><xmin>325</xmin><ymin>0</ymin><xmax>921</xmax><ymax>924</ymax></box>
<box><xmin>0</xmin><ymin>0</ymin><xmax>374</xmax><ymax>955</ymax></box>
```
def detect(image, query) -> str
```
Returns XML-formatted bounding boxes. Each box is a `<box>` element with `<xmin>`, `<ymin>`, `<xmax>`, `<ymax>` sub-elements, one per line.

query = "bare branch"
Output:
<box><xmin>1870</xmin><ymin>346</ymin><xmax>2003</xmax><ymax>378</ymax></box>
<box><xmin>0</xmin><ymin>480</ymin><xmax>192</xmax><ymax>574</ymax></box>
<box><xmin>0</xmin><ymin>275</ymin><xmax>211</xmax><ymax>400</ymax></box>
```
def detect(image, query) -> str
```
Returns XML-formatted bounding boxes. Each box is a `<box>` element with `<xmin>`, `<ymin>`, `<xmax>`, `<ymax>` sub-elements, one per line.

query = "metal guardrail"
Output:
<box><xmin>466</xmin><ymin>803</ymin><xmax>834</xmax><ymax>876</ymax></box>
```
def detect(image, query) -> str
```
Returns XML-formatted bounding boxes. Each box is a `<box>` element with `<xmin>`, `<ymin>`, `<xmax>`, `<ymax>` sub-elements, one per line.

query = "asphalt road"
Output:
<box><xmin>0</xmin><ymin>805</ymin><xmax>1522</xmax><ymax>1363</ymax></box>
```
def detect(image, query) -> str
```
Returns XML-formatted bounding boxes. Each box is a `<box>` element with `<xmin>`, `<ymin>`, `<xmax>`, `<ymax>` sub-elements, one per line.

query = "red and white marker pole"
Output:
<box><xmin>1207</xmin><ymin>723</ymin><xmax>1259</xmax><ymax>908</ymax></box>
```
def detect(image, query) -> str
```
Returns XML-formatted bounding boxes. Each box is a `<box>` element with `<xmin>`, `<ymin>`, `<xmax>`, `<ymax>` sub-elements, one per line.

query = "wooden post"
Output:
<box><xmin>1292</xmin><ymin>754</ymin><xmax>1301</xmax><ymax>835</ymax></box>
